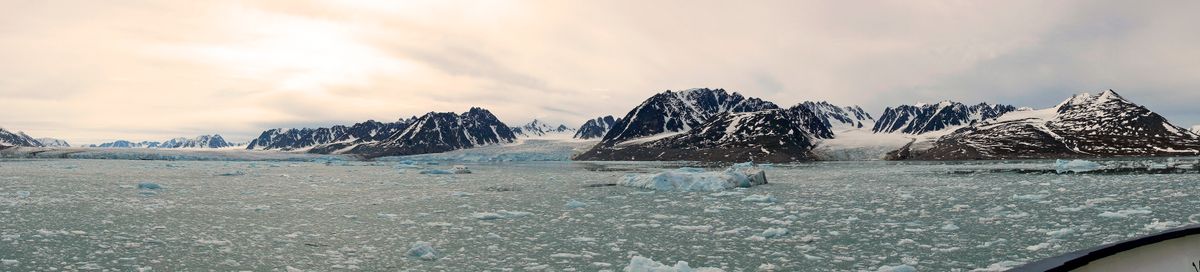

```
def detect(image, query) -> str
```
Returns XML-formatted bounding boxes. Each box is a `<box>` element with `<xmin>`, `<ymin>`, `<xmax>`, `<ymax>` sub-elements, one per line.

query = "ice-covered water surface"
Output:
<box><xmin>1</xmin><ymin>159</ymin><xmax>1197</xmax><ymax>271</ymax></box>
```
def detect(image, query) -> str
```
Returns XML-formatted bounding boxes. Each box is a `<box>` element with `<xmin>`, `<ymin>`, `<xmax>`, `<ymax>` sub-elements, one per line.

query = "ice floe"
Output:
<box><xmin>1054</xmin><ymin>159</ymin><xmax>1102</xmax><ymax>174</ymax></box>
<box><xmin>624</xmin><ymin>256</ymin><xmax>724</xmax><ymax>272</ymax></box>
<box><xmin>619</xmin><ymin>163</ymin><xmax>767</xmax><ymax>192</ymax></box>
<box><xmin>406</xmin><ymin>241</ymin><xmax>439</xmax><ymax>260</ymax></box>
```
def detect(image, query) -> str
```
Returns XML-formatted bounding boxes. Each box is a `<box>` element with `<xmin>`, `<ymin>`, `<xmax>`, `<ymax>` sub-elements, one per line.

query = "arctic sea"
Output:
<box><xmin>1</xmin><ymin>158</ymin><xmax>1197</xmax><ymax>271</ymax></box>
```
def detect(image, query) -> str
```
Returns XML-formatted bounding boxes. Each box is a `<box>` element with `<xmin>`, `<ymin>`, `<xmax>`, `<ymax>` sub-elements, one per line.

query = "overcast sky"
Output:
<box><xmin>2</xmin><ymin>0</ymin><xmax>1198</xmax><ymax>145</ymax></box>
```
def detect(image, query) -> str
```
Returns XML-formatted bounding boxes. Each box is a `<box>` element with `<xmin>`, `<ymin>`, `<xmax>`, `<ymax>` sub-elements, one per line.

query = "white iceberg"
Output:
<box><xmin>1054</xmin><ymin>159</ymin><xmax>1102</xmax><ymax>174</ymax></box>
<box><xmin>760</xmin><ymin>227</ymin><xmax>789</xmax><ymax>239</ymax></box>
<box><xmin>619</xmin><ymin>163</ymin><xmax>768</xmax><ymax>192</ymax></box>
<box><xmin>624</xmin><ymin>256</ymin><xmax>724</xmax><ymax>272</ymax></box>
<box><xmin>406</xmin><ymin>241</ymin><xmax>439</xmax><ymax>260</ymax></box>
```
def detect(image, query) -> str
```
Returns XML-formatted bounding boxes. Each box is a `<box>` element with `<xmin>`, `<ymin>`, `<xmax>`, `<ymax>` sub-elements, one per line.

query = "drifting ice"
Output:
<box><xmin>137</xmin><ymin>182</ymin><xmax>162</xmax><ymax>190</ymax></box>
<box><xmin>406</xmin><ymin>241</ymin><xmax>439</xmax><ymax>260</ymax></box>
<box><xmin>418</xmin><ymin>169</ymin><xmax>454</xmax><ymax>175</ymax></box>
<box><xmin>1054</xmin><ymin>159</ymin><xmax>1102</xmax><ymax>174</ymax></box>
<box><xmin>624</xmin><ymin>256</ymin><xmax>724</xmax><ymax>272</ymax></box>
<box><xmin>619</xmin><ymin>162</ymin><xmax>768</xmax><ymax>192</ymax></box>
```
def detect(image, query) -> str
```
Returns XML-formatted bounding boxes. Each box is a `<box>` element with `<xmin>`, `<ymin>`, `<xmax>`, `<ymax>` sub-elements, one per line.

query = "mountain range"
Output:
<box><xmin>576</xmin><ymin>88</ymin><xmax>1199</xmax><ymax>162</ymax></box>
<box><xmin>907</xmin><ymin>90</ymin><xmax>1200</xmax><ymax>160</ymax></box>
<box><xmin>85</xmin><ymin>135</ymin><xmax>234</xmax><ymax>149</ymax></box>
<box><xmin>873</xmin><ymin>102</ymin><xmax>1017</xmax><ymax>134</ymax></box>
<box><xmin>5</xmin><ymin>88</ymin><xmax>1197</xmax><ymax>162</ymax></box>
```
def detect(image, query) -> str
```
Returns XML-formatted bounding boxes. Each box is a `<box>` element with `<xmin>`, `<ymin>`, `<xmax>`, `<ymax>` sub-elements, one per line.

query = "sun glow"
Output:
<box><xmin>180</xmin><ymin>7</ymin><xmax>413</xmax><ymax>93</ymax></box>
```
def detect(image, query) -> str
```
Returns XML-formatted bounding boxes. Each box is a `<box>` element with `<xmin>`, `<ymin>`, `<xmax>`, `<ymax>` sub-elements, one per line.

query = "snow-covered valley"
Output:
<box><xmin>2</xmin><ymin>158</ymin><xmax>1198</xmax><ymax>271</ymax></box>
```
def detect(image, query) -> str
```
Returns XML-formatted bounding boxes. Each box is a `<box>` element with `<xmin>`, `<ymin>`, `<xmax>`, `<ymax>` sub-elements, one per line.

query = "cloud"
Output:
<box><xmin>1</xmin><ymin>0</ymin><xmax>1198</xmax><ymax>145</ymax></box>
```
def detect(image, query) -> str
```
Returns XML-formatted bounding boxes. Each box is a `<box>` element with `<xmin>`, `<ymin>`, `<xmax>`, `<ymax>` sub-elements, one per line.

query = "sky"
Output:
<box><xmin>2</xmin><ymin>0</ymin><xmax>1198</xmax><ymax>145</ymax></box>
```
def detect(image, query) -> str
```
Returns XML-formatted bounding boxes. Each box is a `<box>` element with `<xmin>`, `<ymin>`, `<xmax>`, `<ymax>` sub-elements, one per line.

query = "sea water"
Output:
<box><xmin>0</xmin><ymin>159</ymin><xmax>1197</xmax><ymax>271</ymax></box>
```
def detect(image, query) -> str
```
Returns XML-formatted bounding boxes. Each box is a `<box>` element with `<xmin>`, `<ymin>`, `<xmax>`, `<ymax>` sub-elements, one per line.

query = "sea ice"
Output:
<box><xmin>876</xmin><ymin>264</ymin><xmax>917</xmax><ymax>272</ymax></box>
<box><xmin>760</xmin><ymin>228</ymin><xmax>789</xmax><ymax>238</ymax></box>
<box><xmin>565</xmin><ymin>200</ymin><xmax>588</xmax><ymax>209</ymax></box>
<box><xmin>473</xmin><ymin>210</ymin><xmax>532</xmax><ymax>220</ymax></box>
<box><xmin>418</xmin><ymin>169</ymin><xmax>454</xmax><ymax>175</ymax></box>
<box><xmin>1143</xmin><ymin>220</ymin><xmax>1180</xmax><ymax>231</ymax></box>
<box><xmin>15</xmin><ymin>191</ymin><xmax>29</xmax><ymax>198</ymax></box>
<box><xmin>137</xmin><ymin>182</ymin><xmax>162</xmax><ymax>190</ymax></box>
<box><xmin>624</xmin><ymin>256</ymin><xmax>724</xmax><ymax>272</ymax></box>
<box><xmin>1054</xmin><ymin>159</ymin><xmax>1102</xmax><ymax>174</ymax></box>
<box><xmin>1098</xmin><ymin>209</ymin><xmax>1152</xmax><ymax>218</ymax></box>
<box><xmin>452</xmin><ymin>165</ymin><xmax>472</xmax><ymax>174</ymax></box>
<box><xmin>406</xmin><ymin>241</ymin><xmax>439</xmax><ymax>260</ymax></box>
<box><xmin>619</xmin><ymin>163</ymin><xmax>767</xmax><ymax>192</ymax></box>
<box><xmin>741</xmin><ymin>194</ymin><xmax>776</xmax><ymax>203</ymax></box>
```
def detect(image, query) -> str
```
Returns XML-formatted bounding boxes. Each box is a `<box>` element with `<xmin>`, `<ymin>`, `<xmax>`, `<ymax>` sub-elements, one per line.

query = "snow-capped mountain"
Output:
<box><xmin>347</xmin><ymin>107</ymin><xmax>516</xmax><ymax>158</ymax></box>
<box><xmin>799</xmin><ymin>101</ymin><xmax>875</xmax><ymax>131</ymax></box>
<box><xmin>0</xmin><ymin>128</ymin><xmax>42</xmax><ymax>147</ymax></box>
<box><xmin>246</xmin><ymin>119</ymin><xmax>413</xmax><ymax>151</ymax></box>
<box><xmin>599</xmin><ymin>88</ymin><xmax>778</xmax><ymax>146</ymax></box>
<box><xmin>574</xmin><ymin>116</ymin><xmax>617</xmax><ymax>140</ymax></box>
<box><xmin>157</xmin><ymin>135</ymin><xmax>233</xmax><ymax>149</ymax></box>
<box><xmin>913</xmin><ymin>90</ymin><xmax>1200</xmax><ymax>160</ymax></box>
<box><xmin>510</xmin><ymin>119</ymin><xmax>575</xmax><ymax>138</ymax></box>
<box><xmin>1192</xmin><ymin>125</ymin><xmax>1200</xmax><ymax>135</ymax></box>
<box><xmin>577</xmin><ymin>104</ymin><xmax>836</xmax><ymax>162</ymax></box>
<box><xmin>873</xmin><ymin>101</ymin><xmax>1017</xmax><ymax>134</ymax></box>
<box><xmin>35</xmin><ymin>138</ymin><xmax>70</xmax><ymax>147</ymax></box>
<box><xmin>89</xmin><ymin>140</ymin><xmax>161</xmax><ymax>148</ymax></box>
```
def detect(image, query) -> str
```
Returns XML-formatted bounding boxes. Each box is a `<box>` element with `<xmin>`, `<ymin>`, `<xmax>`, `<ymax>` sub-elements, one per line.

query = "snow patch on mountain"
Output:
<box><xmin>246</xmin><ymin>119</ymin><xmax>413</xmax><ymax>152</ymax></box>
<box><xmin>799</xmin><ymin>101</ymin><xmax>875</xmax><ymax>131</ymax></box>
<box><xmin>35</xmin><ymin>138</ymin><xmax>70</xmax><ymax>147</ymax></box>
<box><xmin>89</xmin><ymin>140</ymin><xmax>161</xmax><ymax>148</ymax></box>
<box><xmin>510</xmin><ymin>119</ymin><xmax>575</xmax><ymax>139</ymax></box>
<box><xmin>158</xmin><ymin>134</ymin><xmax>233</xmax><ymax>149</ymax></box>
<box><xmin>873</xmin><ymin>101</ymin><xmax>1017</xmax><ymax>134</ymax></box>
<box><xmin>573</xmin><ymin>116</ymin><xmax>617</xmax><ymax>139</ymax></box>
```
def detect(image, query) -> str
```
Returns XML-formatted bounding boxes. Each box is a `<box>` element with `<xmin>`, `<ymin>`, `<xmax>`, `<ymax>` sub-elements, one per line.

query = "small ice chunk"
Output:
<box><xmin>452</xmin><ymin>165</ymin><xmax>472</xmax><ymax>174</ymax></box>
<box><xmin>419</xmin><ymin>169</ymin><xmax>454</xmax><ymax>175</ymax></box>
<box><xmin>624</xmin><ymin>256</ymin><xmax>724</xmax><ymax>272</ymax></box>
<box><xmin>15</xmin><ymin>191</ymin><xmax>30</xmax><ymax>198</ymax></box>
<box><xmin>1099</xmin><ymin>209</ymin><xmax>1152</xmax><ymax>218</ymax></box>
<box><xmin>1054</xmin><ymin>159</ymin><xmax>1102</xmax><ymax>174</ymax></box>
<box><xmin>1144</xmin><ymin>220</ymin><xmax>1181</xmax><ymax>231</ymax></box>
<box><xmin>971</xmin><ymin>261</ymin><xmax>1024</xmax><ymax>272</ymax></box>
<box><xmin>565</xmin><ymin>200</ymin><xmax>588</xmax><ymax>209</ymax></box>
<box><xmin>137</xmin><ymin>182</ymin><xmax>162</xmax><ymax>190</ymax></box>
<box><xmin>473</xmin><ymin>210</ymin><xmax>532</xmax><ymax>220</ymax></box>
<box><xmin>761</xmin><ymin>228</ymin><xmax>789</xmax><ymax>238</ymax></box>
<box><xmin>741</xmin><ymin>194</ymin><xmax>776</xmax><ymax>203</ymax></box>
<box><xmin>876</xmin><ymin>265</ymin><xmax>916</xmax><ymax>272</ymax></box>
<box><xmin>1</xmin><ymin>259</ymin><xmax>18</xmax><ymax>266</ymax></box>
<box><xmin>217</xmin><ymin>170</ymin><xmax>245</xmax><ymax>176</ymax></box>
<box><xmin>406</xmin><ymin>241</ymin><xmax>439</xmax><ymax>260</ymax></box>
